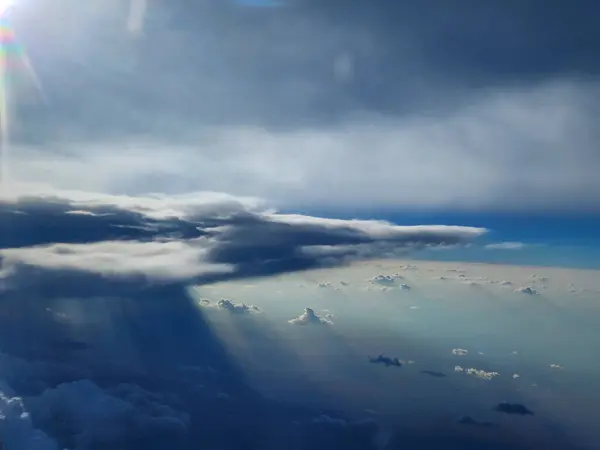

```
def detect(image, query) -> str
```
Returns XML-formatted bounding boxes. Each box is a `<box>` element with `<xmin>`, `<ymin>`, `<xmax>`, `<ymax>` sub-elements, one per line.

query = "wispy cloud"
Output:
<box><xmin>485</xmin><ymin>242</ymin><xmax>527</xmax><ymax>250</ymax></box>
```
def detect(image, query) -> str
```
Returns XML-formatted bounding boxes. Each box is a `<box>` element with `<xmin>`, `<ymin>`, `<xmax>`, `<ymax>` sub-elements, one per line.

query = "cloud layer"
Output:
<box><xmin>5</xmin><ymin>1</ymin><xmax>600</xmax><ymax>212</ymax></box>
<box><xmin>0</xmin><ymin>189</ymin><xmax>486</xmax><ymax>292</ymax></box>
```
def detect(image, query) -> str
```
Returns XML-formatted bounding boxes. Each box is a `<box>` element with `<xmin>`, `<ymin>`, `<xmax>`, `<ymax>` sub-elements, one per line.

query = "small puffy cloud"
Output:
<box><xmin>493</xmin><ymin>402</ymin><xmax>534</xmax><ymax>416</ymax></box>
<box><xmin>198</xmin><ymin>298</ymin><xmax>211</xmax><ymax>307</ymax></box>
<box><xmin>516</xmin><ymin>286</ymin><xmax>539</xmax><ymax>295</ymax></box>
<box><xmin>369</xmin><ymin>275</ymin><xmax>398</xmax><ymax>286</ymax></box>
<box><xmin>549</xmin><ymin>363</ymin><xmax>563</xmax><ymax>369</ymax></box>
<box><xmin>195</xmin><ymin>296</ymin><xmax>261</xmax><ymax>314</ymax></box>
<box><xmin>454</xmin><ymin>366</ymin><xmax>499</xmax><ymax>380</ymax></box>
<box><xmin>399</xmin><ymin>283</ymin><xmax>411</xmax><ymax>290</ymax></box>
<box><xmin>452</xmin><ymin>348</ymin><xmax>469</xmax><ymax>356</ymax></box>
<box><xmin>317</xmin><ymin>281</ymin><xmax>333</xmax><ymax>288</ymax></box>
<box><xmin>216</xmin><ymin>298</ymin><xmax>261</xmax><ymax>314</ymax></box>
<box><xmin>484</xmin><ymin>242</ymin><xmax>527</xmax><ymax>250</ymax></box>
<box><xmin>512</xmin><ymin>374</ymin><xmax>521</xmax><ymax>379</ymax></box>
<box><xmin>288</xmin><ymin>308</ymin><xmax>332</xmax><ymax>325</ymax></box>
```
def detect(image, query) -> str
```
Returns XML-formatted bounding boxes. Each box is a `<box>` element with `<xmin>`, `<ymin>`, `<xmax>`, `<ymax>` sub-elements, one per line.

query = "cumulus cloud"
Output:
<box><xmin>452</xmin><ymin>348</ymin><xmax>469</xmax><ymax>356</ymax></box>
<box><xmin>288</xmin><ymin>308</ymin><xmax>333</xmax><ymax>325</ymax></box>
<box><xmin>454</xmin><ymin>366</ymin><xmax>499</xmax><ymax>380</ymax></box>
<box><xmin>215</xmin><ymin>298</ymin><xmax>261</xmax><ymax>314</ymax></box>
<box><xmin>369</xmin><ymin>275</ymin><xmax>398</xmax><ymax>286</ymax></box>
<box><xmin>516</xmin><ymin>286</ymin><xmax>539</xmax><ymax>295</ymax></box>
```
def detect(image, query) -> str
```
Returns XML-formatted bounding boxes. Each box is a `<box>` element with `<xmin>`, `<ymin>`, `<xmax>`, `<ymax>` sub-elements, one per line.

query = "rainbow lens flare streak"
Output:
<box><xmin>0</xmin><ymin>17</ymin><xmax>16</xmax><ymax>189</ymax></box>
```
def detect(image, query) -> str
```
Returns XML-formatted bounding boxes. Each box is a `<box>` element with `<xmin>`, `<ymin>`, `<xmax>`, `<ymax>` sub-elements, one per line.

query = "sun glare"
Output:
<box><xmin>0</xmin><ymin>0</ymin><xmax>14</xmax><ymax>18</ymax></box>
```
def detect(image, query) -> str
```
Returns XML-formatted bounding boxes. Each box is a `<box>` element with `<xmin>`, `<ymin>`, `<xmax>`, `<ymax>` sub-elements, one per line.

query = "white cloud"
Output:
<box><xmin>454</xmin><ymin>366</ymin><xmax>499</xmax><ymax>380</ymax></box>
<box><xmin>484</xmin><ymin>242</ymin><xmax>527</xmax><ymax>250</ymax></box>
<box><xmin>452</xmin><ymin>348</ymin><xmax>468</xmax><ymax>356</ymax></box>
<box><xmin>369</xmin><ymin>275</ymin><xmax>400</xmax><ymax>286</ymax></box>
<box><xmin>516</xmin><ymin>286</ymin><xmax>539</xmax><ymax>295</ymax></box>
<box><xmin>288</xmin><ymin>308</ymin><xmax>332</xmax><ymax>325</ymax></box>
<box><xmin>215</xmin><ymin>298</ymin><xmax>261</xmax><ymax>314</ymax></box>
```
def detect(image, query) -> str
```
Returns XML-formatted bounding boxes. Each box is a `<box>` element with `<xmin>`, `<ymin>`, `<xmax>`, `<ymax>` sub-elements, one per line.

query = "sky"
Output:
<box><xmin>0</xmin><ymin>0</ymin><xmax>599</xmax><ymax>449</ymax></box>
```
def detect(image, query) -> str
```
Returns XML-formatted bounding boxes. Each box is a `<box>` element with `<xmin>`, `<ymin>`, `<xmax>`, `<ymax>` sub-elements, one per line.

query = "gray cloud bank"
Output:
<box><xmin>7</xmin><ymin>1</ymin><xmax>600</xmax><ymax>212</ymax></box>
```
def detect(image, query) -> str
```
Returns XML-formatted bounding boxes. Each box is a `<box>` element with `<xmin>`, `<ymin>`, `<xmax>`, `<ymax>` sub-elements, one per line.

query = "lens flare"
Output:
<box><xmin>0</xmin><ymin>16</ymin><xmax>13</xmax><ymax>190</ymax></box>
<box><xmin>0</xmin><ymin>11</ymin><xmax>46</xmax><ymax>191</ymax></box>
